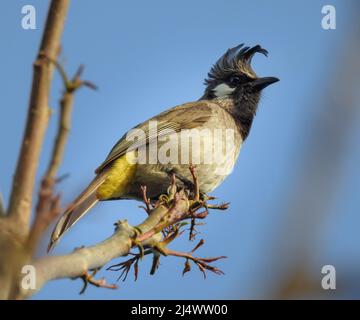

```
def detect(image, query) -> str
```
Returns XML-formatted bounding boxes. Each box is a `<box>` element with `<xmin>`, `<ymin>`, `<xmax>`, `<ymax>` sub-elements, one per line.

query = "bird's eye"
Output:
<box><xmin>229</xmin><ymin>76</ymin><xmax>241</xmax><ymax>86</ymax></box>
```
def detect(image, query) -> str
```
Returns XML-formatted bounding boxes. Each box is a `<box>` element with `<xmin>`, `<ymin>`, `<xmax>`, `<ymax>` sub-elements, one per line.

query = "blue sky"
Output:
<box><xmin>1</xmin><ymin>0</ymin><xmax>359</xmax><ymax>299</ymax></box>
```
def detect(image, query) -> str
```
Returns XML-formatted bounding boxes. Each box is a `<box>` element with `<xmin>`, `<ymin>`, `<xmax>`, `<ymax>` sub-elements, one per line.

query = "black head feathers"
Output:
<box><xmin>205</xmin><ymin>44</ymin><xmax>268</xmax><ymax>84</ymax></box>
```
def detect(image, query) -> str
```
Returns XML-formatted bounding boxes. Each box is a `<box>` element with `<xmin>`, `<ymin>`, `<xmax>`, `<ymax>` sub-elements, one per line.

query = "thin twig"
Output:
<box><xmin>27</xmin><ymin>180</ymin><xmax>61</xmax><ymax>250</ymax></box>
<box><xmin>160</xmin><ymin>247</ymin><xmax>226</xmax><ymax>279</ymax></box>
<box><xmin>140</xmin><ymin>185</ymin><xmax>151</xmax><ymax>214</ymax></box>
<box><xmin>45</xmin><ymin>91</ymin><xmax>74</xmax><ymax>181</ymax></box>
<box><xmin>189</xmin><ymin>165</ymin><xmax>200</xmax><ymax>202</ymax></box>
<box><xmin>107</xmin><ymin>250</ymin><xmax>153</xmax><ymax>281</ymax></box>
<box><xmin>28</xmin><ymin>62</ymin><xmax>95</xmax><ymax>250</ymax></box>
<box><xmin>79</xmin><ymin>269</ymin><xmax>117</xmax><ymax>294</ymax></box>
<box><xmin>7</xmin><ymin>0</ymin><xmax>70</xmax><ymax>233</ymax></box>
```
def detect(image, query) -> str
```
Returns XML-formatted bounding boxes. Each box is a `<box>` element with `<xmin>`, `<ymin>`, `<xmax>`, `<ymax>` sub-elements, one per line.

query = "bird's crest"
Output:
<box><xmin>205</xmin><ymin>44</ymin><xmax>268</xmax><ymax>84</ymax></box>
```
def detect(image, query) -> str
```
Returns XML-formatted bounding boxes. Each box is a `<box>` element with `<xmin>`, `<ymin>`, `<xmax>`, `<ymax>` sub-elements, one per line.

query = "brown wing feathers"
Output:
<box><xmin>48</xmin><ymin>103</ymin><xmax>213</xmax><ymax>251</ymax></box>
<box><xmin>47</xmin><ymin>171</ymin><xmax>107</xmax><ymax>251</ymax></box>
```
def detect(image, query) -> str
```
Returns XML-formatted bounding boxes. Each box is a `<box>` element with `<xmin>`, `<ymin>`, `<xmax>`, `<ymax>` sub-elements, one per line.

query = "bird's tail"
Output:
<box><xmin>47</xmin><ymin>172</ymin><xmax>107</xmax><ymax>252</ymax></box>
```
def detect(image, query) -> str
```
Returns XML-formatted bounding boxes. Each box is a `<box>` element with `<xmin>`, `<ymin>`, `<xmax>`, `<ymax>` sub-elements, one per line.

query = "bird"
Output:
<box><xmin>48</xmin><ymin>43</ymin><xmax>279</xmax><ymax>251</ymax></box>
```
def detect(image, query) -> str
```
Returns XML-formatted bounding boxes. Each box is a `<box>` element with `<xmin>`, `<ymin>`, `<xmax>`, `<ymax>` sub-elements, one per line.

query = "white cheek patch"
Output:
<box><xmin>213</xmin><ymin>83</ymin><xmax>236</xmax><ymax>97</ymax></box>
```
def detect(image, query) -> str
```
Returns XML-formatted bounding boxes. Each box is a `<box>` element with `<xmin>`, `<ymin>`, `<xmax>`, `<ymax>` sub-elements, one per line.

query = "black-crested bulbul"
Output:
<box><xmin>49</xmin><ymin>44</ymin><xmax>279</xmax><ymax>250</ymax></box>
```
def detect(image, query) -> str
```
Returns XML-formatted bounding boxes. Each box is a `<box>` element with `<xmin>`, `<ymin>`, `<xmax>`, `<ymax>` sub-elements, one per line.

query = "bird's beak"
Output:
<box><xmin>251</xmin><ymin>76</ymin><xmax>279</xmax><ymax>91</ymax></box>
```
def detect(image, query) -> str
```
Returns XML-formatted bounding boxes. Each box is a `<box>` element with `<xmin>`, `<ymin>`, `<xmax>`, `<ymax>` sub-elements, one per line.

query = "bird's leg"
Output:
<box><xmin>188</xmin><ymin>166</ymin><xmax>209</xmax><ymax>217</ymax></box>
<box><xmin>157</xmin><ymin>172</ymin><xmax>179</xmax><ymax>206</ymax></box>
<box><xmin>189</xmin><ymin>165</ymin><xmax>230</xmax><ymax>211</ymax></box>
<box><xmin>165</xmin><ymin>168</ymin><xmax>195</xmax><ymax>199</ymax></box>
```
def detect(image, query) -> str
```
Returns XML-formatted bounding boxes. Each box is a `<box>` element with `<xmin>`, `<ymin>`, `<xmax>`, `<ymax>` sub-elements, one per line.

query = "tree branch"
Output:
<box><xmin>18</xmin><ymin>199</ymin><xmax>186</xmax><ymax>298</ymax></box>
<box><xmin>0</xmin><ymin>0</ymin><xmax>70</xmax><ymax>300</ymax></box>
<box><xmin>16</xmin><ymin>173</ymin><xmax>228</xmax><ymax>299</ymax></box>
<box><xmin>28</xmin><ymin>63</ymin><xmax>95</xmax><ymax>250</ymax></box>
<box><xmin>7</xmin><ymin>0</ymin><xmax>70</xmax><ymax>234</ymax></box>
